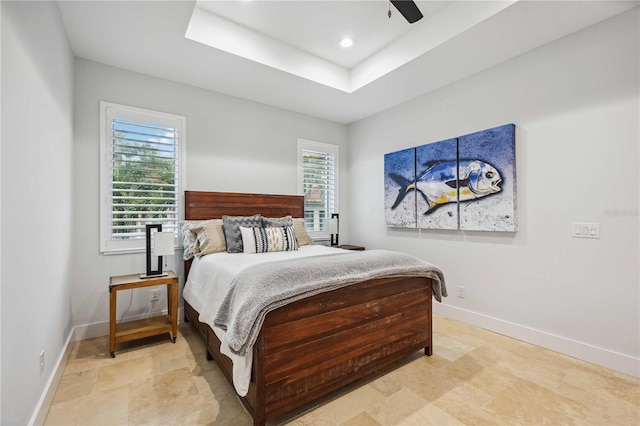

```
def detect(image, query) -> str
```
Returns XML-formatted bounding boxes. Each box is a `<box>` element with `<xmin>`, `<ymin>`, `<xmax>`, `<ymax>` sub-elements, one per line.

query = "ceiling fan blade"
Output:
<box><xmin>390</xmin><ymin>0</ymin><xmax>423</xmax><ymax>24</ymax></box>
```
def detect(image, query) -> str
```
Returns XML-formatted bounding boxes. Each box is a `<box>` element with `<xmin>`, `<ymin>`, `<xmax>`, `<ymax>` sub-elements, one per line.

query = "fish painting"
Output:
<box><xmin>389</xmin><ymin>159</ymin><xmax>502</xmax><ymax>215</ymax></box>
<box><xmin>383</xmin><ymin>124</ymin><xmax>515</xmax><ymax>231</ymax></box>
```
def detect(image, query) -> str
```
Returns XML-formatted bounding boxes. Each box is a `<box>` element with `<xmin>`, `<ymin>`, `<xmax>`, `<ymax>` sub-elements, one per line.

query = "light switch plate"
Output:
<box><xmin>572</xmin><ymin>222</ymin><xmax>600</xmax><ymax>239</ymax></box>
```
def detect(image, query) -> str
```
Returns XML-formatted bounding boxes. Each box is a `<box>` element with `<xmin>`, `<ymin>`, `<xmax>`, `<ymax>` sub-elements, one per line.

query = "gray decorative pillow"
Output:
<box><xmin>222</xmin><ymin>214</ymin><xmax>263</xmax><ymax>253</ymax></box>
<box><xmin>262</xmin><ymin>215</ymin><xmax>293</xmax><ymax>228</ymax></box>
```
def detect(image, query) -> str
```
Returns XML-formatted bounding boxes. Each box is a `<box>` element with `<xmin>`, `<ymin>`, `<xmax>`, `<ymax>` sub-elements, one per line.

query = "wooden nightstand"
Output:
<box><xmin>109</xmin><ymin>271</ymin><xmax>178</xmax><ymax>357</ymax></box>
<box><xmin>337</xmin><ymin>244</ymin><xmax>365</xmax><ymax>251</ymax></box>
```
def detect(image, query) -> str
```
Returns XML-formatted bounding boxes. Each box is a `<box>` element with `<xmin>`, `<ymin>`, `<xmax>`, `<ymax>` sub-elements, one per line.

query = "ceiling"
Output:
<box><xmin>57</xmin><ymin>1</ymin><xmax>638</xmax><ymax>124</ymax></box>
<box><xmin>193</xmin><ymin>1</ymin><xmax>454</xmax><ymax>69</ymax></box>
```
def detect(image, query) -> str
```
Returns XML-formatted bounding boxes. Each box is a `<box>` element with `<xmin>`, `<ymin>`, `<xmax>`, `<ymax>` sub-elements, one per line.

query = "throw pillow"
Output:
<box><xmin>191</xmin><ymin>219</ymin><xmax>226</xmax><ymax>257</ymax></box>
<box><xmin>292</xmin><ymin>218</ymin><xmax>314</xmax><ymax>246</ymax></box>
<box><xmin>240</xmin><ymin>226</ymin><xmax>299</xmax><ymax>253</ymax></box>
<box><xmin>262</xmin><ymin>215</ymin><xmax>293</xmax><ymax>227</ymax></box>
<box><xmin>222</xmin><ymin>214</ymin><xmax>263</xmax><ymax>253</ymax></box>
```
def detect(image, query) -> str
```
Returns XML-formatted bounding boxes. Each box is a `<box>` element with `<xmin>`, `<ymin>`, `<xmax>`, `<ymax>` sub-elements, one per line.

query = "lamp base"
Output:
<box><xmin>140</xmin><ymin>272</ymin><xmax>169</xmax><ymax>279</ymax></box>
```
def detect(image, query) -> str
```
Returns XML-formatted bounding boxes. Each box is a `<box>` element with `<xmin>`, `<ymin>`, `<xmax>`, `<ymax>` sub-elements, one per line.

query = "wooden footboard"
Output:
<box><xmin>185</xmin><ymin>275</ymin><xmax>433</xmax><ymax>425</ymax></box>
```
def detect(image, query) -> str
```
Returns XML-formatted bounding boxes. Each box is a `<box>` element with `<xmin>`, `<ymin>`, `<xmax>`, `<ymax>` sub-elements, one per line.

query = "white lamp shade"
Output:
<box><xmin>153</xmin><ymin>231</ymin><xmax>174</xmax><ymax>256</ymax></box>
<box><xmin>328</xmin><ymin>218</ymin><xmax>338</xmax><ymax>234</ymax></box>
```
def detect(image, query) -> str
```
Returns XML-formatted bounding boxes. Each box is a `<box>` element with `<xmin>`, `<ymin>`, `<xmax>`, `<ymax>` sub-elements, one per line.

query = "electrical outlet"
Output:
<box><xmin>457</xmin><ymin>286</ymin><xmax>465</xmax><ymax>298</ymax></box>
<box><xmin>150</xmin><ymin>288</ymin><xmax>160</xmax><ymax>303</ymax></box>
<box><xmin>39</xmin><ymin>350</ymin><xmax>45</xmax><ymax>375</ymax></box>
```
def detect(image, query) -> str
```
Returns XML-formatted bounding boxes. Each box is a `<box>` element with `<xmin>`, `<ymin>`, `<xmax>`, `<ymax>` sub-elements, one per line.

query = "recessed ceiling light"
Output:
<box><xmin>339</xmin><ymin>37</ymin><xmax>353</xmax><ymax>48</ymax></box>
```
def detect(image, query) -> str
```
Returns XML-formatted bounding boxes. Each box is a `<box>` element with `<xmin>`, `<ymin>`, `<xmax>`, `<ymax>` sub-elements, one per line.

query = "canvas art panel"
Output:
<box><xmin>458</xmin><ymin>124</ymin><xmax>516</xmax><ymax>231</ymax></box>
<box><xmin>415</xmin><ymin>138</ymin><xmax>459</xmax><ymax>230</ymax></box>
<box><xmin>384</xmin><ymin>123</ymin><xmax>516</xmax><ymax>232</ymax></box>
<box><xmin>384</xmin><ymin>147</ymin><xmax>416</xmax><ymax>227</ymax></box>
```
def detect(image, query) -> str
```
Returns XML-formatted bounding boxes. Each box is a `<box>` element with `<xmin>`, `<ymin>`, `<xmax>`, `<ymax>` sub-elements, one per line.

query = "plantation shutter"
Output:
<box><xmin>301</xmin><ymin>146</ymin><xmax>336</xmax><ymax>233</ymax></box>
<box><xmin>101</xmin><ymin>102</ymin><xmax>185</xmax><ymax>253</ymax></box>
<box><xmin>110</xmin><ymin>118</ymin><xmax>178</xmax><ymax>240</ymax></box>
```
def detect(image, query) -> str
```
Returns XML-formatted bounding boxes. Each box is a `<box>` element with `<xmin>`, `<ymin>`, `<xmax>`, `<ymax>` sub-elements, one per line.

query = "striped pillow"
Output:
<box><xmin>240</xmin><ymin>226</ymin><xmax>299</xmax><ymax>254</ymax></box>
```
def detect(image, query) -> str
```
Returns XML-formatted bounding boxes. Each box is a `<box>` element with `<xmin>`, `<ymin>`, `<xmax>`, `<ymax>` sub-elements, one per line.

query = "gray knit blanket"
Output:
<box><xmin>213</xmin><ymin>249</ymin><xmax>447</xmax><ymax>356</ymax></box>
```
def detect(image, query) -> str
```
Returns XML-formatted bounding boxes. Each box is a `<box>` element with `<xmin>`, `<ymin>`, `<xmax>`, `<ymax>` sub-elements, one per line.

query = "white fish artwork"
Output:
<box><xmin>389</xmin><ymin>159</ymin><xmax>502</xmax><ymax>215</ymax></box>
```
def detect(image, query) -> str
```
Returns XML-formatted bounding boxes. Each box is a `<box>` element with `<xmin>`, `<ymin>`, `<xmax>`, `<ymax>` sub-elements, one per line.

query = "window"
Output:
<box><xmin>297</xmin><ymin>139</ymin><xmax>338</xmax><ymax>239</ymax></box>
<box><xmin>100</xmin><ymin>102</ymin><xmax>185</xmax><ymax>254</ymax></box>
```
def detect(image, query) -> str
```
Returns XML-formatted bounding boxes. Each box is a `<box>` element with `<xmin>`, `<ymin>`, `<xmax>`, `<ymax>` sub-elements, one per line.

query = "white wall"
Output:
<box><xmin>0</xmin><ymin>3</ymin><xmax>3</xmax><ymax>421</ymax></box>
<box><xmin>347</xmin><ymin>9</ymin><xmax>639</xmax><ymax>375</ymax></box>
<box><xmin>1</xmin><ymin>2</ymin><xmax>75</xmax><ymax>424</ymax></box>
<box><xmin>72</xmin><ymin>59</ymin><xmax>348</xmax><ymax>336</ymax></box>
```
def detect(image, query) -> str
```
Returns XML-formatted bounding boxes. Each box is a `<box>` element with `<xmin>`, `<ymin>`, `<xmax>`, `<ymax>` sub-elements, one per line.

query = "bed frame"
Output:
<box><xmin>183</xmin><ymin>190</ymin><xmax>433</xmax><ymax>425</ymax></box>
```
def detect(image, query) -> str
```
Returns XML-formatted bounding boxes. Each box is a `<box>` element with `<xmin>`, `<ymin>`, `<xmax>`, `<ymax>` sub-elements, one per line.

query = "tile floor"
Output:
<box><xmin>44</xmin><ymin>314</ymin><xmax>639</xmax><ymax>425</ymax></box>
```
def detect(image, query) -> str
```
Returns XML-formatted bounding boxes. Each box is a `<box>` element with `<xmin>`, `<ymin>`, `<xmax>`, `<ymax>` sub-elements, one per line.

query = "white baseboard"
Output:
<box><xmin>434</xmin><ymin>303</ymin><xmax>639</xmax><ymax>378</ymax></box>
<box><xmin>28</xmin><ymin>328</ymin><xmax>75</xmax><ymax>426</ymax></box>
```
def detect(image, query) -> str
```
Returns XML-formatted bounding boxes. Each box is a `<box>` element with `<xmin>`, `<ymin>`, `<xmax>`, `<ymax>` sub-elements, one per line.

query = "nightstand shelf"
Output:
<box><xmin>114</xmin><ymin>316</ymin><xmax>174</xmax><ymax>343</ymax></box>
<box><xmin>109</xmin><ymin>271</ymin><xmax>178</xmax><ymax>357</ymax></box>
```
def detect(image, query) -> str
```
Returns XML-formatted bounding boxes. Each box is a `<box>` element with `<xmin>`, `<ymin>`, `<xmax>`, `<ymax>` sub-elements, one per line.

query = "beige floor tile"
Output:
<box><xmin>184</xmin><ymin>399</ymin><xmax>252</xmax><ymax>426</ymax></box>
<box><xmin>292</xmin><ymin>404</ymin><xmax>341</xmax><ymax>426</ymax></box>
<box><xmin>45</xmin><ymin>386</ymin><xmax>129</xmax><ymax>425</ymax></box>
<box><xmin>562</xmin><ymin>360</ymin><xmax>640</xmax><ymax>406</ymax></box>
<box><xmin>433</xmin><ymin>390</ymin><xmax>507</xmax><ymax>426</ymax></box>
<box><xmin>467</xmin><ymin>364</ymin><xmax>518</xmax><ymax>397</ymax></box>
<box><xmin>50</xmin><ymin>368</ymin><xmax>98</xmax><ymax>403</ymax></box>
<box><xmin>341</xmin><ymin>412</ymin><xmax>381</xmax><ymax>426</ymax></box>
<box><xmin>367</xmin><ymin>387</ymin><xmax>429</xmax><ymax>425</ymax></box>
<box><xmin>94</xmin><ymin>354</ymin><xmax>156</xmax><ymax>393</ymax></box>
<box><xmin>61</xmin><ymin>337</ymin><xmax>114</xmax><ymax>376</ymax></box>
<box><xmin>441</xmin><ymin>352</ymin><xmax>487</xmax><ymax>382</ymax></box>
<box><xmin>495</xmin><ymin>345</ymin><xmax>577</xmax><ymax>391</ymax></box>
<box><xmin>43</xmin><ymin>318</ymin><xmax>640</xmax><ymax>426</ymax></box>
<box><xmin>421</xmin><ymin>352</ymin><xmax>453</xmax><ymax>370</ymax></box>
<box><xmin>368</xmin><ymin>374</ymin><xmax>403</xmax><ymax>398</ymax></box>
<box><xmin>583</xmin><ymin>394</ymin><xmax>640</xmax><ymax>426</ymax></box>
<box><xmin>128</xmin><ymin>366</ymin><xmax>203</xmax><ymax>425</ymax></box>
<box><xmin>484</xmin><ymin>378</ymin><xmax>589</xmax><ymax>425</ymax></box>
<box><xmin>462</xmin><ymin>344</ymin><xmax>510</xmax><ymax>366</ymax></box>
<box><xmin>387</xmin><ymin>357</ymin><xmax>461</xmax><ymax>402</ymax></box>
<box><xmin>555</xmin><ymin>364</ymin><xmax>640</xmax><ymax>425</ymax></box>
<box><xmin>432</xmin><ymin>332</ymin><xmax>478</xmax><ymax>362</ymax></box>
<box><xmin>403</xmin><ymin>403</ymin><xmax>465</xmax><ymax>426</ymax></box>
<box><xmin>295</xmin><ymin>384</ymin><xmax>387</xmax><ymax>426</ymax></box>
<box><xmin>448</xmin><ymin>382</ymin><xmax>493</xmax><ymax>408</ymax></box>
<box><xmin>192</xmin><ymin>366</ymin><xmax>237</xmax><ymax>403</ymax></box>
<box><xmin>561</xmin><ymin>380</ymin><xmax>640</xmax><ymax>426</ymax></box>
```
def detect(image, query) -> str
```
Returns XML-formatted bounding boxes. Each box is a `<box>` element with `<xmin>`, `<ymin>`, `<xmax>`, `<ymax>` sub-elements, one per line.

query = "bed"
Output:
<box><xmin>182</xmin><ymin>190</ymin><xmax>446</xmax><ymax>425</ymax></box>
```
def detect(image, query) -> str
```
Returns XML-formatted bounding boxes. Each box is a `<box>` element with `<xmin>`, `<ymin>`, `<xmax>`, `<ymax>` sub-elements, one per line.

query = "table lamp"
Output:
<box><xmin>329</xmin><ymin>213</ymin><xmax>339</xmax><ymax>246</ymax></box>
<box><xmin>141</xmin><ymin>224</ymin><xmax>174</xmax><ymax>278</ymax></box>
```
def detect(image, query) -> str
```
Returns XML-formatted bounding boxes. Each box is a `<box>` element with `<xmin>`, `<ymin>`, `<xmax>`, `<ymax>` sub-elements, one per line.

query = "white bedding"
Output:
<box><xmin>182</xmin><ymin>245</ymin><xmax>349</xmax><ymax>396</ymax></box>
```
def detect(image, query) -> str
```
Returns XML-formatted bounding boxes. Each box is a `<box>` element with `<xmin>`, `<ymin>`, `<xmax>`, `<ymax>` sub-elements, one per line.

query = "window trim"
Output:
<box><xmin>297</xmin><ymin>138</ymin><xmax>339</xmax><ymax>240</ymax></box>
<box><xmin>99</xmin><ymin>101</ymin><xmax>186</xmax><ymax>255</ymax></box>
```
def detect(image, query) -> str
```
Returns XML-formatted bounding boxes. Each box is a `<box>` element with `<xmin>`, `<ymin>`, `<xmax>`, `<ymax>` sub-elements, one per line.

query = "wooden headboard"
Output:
<box><xmin>183</xmin><ymin>191</ymin><xmax>305</xmax><ymax>282</ymax></box>
<box><xmin>185</xmin><ymin>191</ymin><xmax>304</xmax><ymax>220</ymax></box>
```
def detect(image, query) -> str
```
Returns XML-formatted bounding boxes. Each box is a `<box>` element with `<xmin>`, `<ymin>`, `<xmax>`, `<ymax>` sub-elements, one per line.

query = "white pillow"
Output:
<box><xmin>240</xmin><ymin>226</ymin><xmax>299</xmax><ymax>254</ymax></box>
